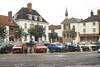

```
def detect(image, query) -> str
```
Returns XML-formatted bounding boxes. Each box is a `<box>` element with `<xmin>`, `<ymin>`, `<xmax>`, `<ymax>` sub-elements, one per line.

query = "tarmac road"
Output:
<box><xmin>0</xmin><ymin>51</ymin><xmax>100</xmax><ymax>67</ymax></box>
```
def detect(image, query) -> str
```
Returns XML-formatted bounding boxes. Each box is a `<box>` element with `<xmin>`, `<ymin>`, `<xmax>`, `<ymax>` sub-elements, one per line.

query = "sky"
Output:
<box><xmin>0</xmin><ymin>0</ymin><xmax>100</xmax><ymax>25</ymax></box>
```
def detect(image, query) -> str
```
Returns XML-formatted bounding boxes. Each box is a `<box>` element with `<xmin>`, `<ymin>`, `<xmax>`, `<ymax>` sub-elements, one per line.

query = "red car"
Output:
<box><xmin>33</xmin><ymin>43</ymin><xmax>47</xmax><ymax>53</ymax></box>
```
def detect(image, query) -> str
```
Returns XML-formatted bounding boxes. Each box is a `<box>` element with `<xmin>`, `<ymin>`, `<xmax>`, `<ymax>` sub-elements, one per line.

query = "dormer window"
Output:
<box><xmin>34</xmin><ymin>15</ymin><xmax>38</xmax><ymax>21</ymax></box>
<box><xmin>28</xmin><ymin>14</ymin><xmax>32</xmax><ymax>20</ymax></box>
<box><xmin>39</xmin><ymin>16</ymin><xmax>42</xmax><ymax>21</ymax></box>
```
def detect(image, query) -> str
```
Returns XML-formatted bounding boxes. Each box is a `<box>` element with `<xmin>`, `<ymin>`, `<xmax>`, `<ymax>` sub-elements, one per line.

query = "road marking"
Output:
<box><xmin>0</xmin><ymin>57</ymin><xmax>7</xmax><ymax>60</ymax></box>
<box><xmin>14</xmin><ymin>64</ymin><xmax>24</xmax><ymax>67</ymax></box>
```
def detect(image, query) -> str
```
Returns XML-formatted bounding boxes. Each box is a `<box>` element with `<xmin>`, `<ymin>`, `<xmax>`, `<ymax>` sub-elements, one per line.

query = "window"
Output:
<box><xmin>39</xmin><ymin>16</ymin><xmax>42</xmax><ymax>21</ymax></box>
<box><xmin>9</xmin><ymin>27</ymin><xmax>14</xmax><ymax>33</ymax></box>
<box><xmin>93</xmin><ymin>28</ymin><xmax>96</xmax><ymax>32</ymax></box>
<box><xmin>24</xmin><ymin>23</ymin><xmax>27</xmax><ymax>29</ymax></box>
<box><xmin>93</xmin><ymin>22</ymin><xmax>95</xmax><ymax>25</ymax></box>
<box><xmin>28</xmin><ymin>14</ymin><xmax>32</xmax><ymax>20</ymax></box>
<box><xmin>34</xmin><ymin>15</ymin><xmax>38</xmax><ymax>21</ymax></box>
<box><xmin>83</xmin><ymin>23</ymin><xmax>86</xmax><ymax>26</ymax></box>
<box><xmin>72</xmin><ymin>25</ymin><xmax>75</xmax><ymax>31</ymax></box>
<box><xmin>83</xmin><ymin>29</ymin><xmax>86</xmax><ymax>33</ymax></box>
<box><xmin>30</xmin><ymin>24</ymin><xmax>34</xmax><ymax>28</ymax></box>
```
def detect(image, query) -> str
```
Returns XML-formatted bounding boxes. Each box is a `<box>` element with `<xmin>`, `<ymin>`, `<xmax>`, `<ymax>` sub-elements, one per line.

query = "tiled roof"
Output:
<box><xmin>81</xmin><ymin>15</ymin><xmax>100</xmax><ymax>22</ymax></box>
<box><xmin>0</xmin><ymin>15</ymin><xmax>17</xmax><ymax>26</ymax></box>
<box><xmin>61</xmin><ymin>18</ymin><xmax>81</xmax><ymax>24</ymax></box>
<box><xmin>49</xmin><ymin>25</ymin><xmax>61</xmax><ymax>30</ymax></box>
<box><xmin>16</xmin><ymin>7</ymin><xmax>48</xmax><ymax>23</ymax></box>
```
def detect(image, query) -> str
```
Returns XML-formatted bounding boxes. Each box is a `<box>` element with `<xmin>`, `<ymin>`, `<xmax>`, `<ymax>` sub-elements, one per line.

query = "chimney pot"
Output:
<box><xmin>27</xmin><ymin>2</ymin><xmax>32</xmax><ymax>10</ymax></box>
<box><xmin>97</xmin><ymin>9</ymin><xmax>100</xmax><ymax>15</ymax></box>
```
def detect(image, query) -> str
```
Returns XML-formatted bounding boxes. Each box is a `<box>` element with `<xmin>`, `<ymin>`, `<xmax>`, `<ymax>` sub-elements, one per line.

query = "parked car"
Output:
<box><xmin>12</xmin><ymin>42</ymin><xmax>23</xmax><ymax>53</ymax></box>
<box><xmin>97</xmin><ymin>48</ymin><xmax>100</xmax><ymax>53</ymax></box>
<box><xmin>33</xmin><ymin>43</ymin><xmax>47</xmax><ymax>53</ymax></box>
<box><xmin>0</xmin><ymin>42</ymin><xmax>13</xmax><ymax>53</ymax></box>
<box><xmin>0</xmin><ymin>43</ymin><xmax>7</xmax><ymax>53</ymax></box>
<box><xmin>94</xmin><ymin>42</ymin><xmax>100</xmax><ymax>49</ymax></box>
<box><xmin>79</xmin><ymin>43</ymin><xmax>97</xmax><ymax>51</ymax></box>
<box><xmin>64</xmin><ymin>44</ymin><xmax>80</xmax><ymax>52</ymax></box>
<box><xmin>48</xmin><ymin>43</ymin><xmax>65</xmax><ymax>53</ymax></box>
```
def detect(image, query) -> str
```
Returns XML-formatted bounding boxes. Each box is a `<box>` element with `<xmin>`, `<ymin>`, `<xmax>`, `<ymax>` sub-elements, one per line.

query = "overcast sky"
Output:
<box><xmin>0</xmin><ymin>0</ymin><xmax>100</xmax><ymax>24</ymax></box>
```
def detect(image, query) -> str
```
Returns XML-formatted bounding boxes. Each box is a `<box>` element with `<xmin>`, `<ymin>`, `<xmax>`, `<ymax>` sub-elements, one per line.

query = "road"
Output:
<box><xmin>0</xmin><ymin>52</ymin><xmax>100</xmax><ymax>67</ymax></box>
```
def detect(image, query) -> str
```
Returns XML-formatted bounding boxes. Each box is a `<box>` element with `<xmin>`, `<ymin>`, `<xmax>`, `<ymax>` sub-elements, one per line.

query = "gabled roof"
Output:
<box><xmin>81</xmin><ymin>15</ymin><xmax>100</xmax><ymax>22</ymax></box>
<box><xmin>0</xmin><ymin>15</ymin><xmax>17</xmax><ymax>26</ymax></box>
<box><xmin>16</xmin><ymin>7</ymin><xmax>48</xmax><ymax>23</ymax></box>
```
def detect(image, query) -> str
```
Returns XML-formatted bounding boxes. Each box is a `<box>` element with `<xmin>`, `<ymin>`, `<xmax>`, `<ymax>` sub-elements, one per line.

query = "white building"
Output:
<box><xmin>13</xmin><ymin>2</ymin><xmax>49</xmax><ymax>43</ymax></box>
<box><xmin>61</xmin><ymin>9</ymin><xmax>100</xmax><ymax>43</ymax></box>
<box><xmin>78</xmin><ymin>10</ymin><xmax>100</xmax><ymax>43</ymax></box>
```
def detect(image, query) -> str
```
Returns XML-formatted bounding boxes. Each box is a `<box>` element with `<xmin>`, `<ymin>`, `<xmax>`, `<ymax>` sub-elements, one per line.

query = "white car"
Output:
<box><xmin>12</xmin><ymin>42</ymin><xmax>23</xmax><ymax>53</ymax></box>
<box><xmin>97</xmin><ymin>48</ymin><xmax>100</xmax><ymax>53</ymax></box>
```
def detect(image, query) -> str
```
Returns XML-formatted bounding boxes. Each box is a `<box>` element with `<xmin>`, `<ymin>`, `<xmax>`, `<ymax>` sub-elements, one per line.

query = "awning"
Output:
<box><xmin>80</xmin><ymin>34</ymin><xmax>99</xmax><ymax>37</ymax></box>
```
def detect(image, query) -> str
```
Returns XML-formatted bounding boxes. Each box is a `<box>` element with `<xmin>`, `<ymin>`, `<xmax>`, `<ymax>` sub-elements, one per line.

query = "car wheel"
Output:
<box><xmin>49</xmin><ymin>50</ymin><xmax>54</xmax><ymax>53</ymax></box>
<box><xmin>43</xmin><ymin>49</ymin><xmax>47</xmax><ymax>53</ymax></box>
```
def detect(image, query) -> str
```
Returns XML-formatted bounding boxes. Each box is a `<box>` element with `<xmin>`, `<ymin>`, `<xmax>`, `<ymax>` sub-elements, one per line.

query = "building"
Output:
<box><xmin>0</xmin><ymin>11</ymin><xmax>17</xmax><ymax>43</ymax></box>
<box><xmin>62</xmin><ymin>17</ymin><xmax>81</xmax><ymax>43</ymax></box>
<box><xmin>13</xmin><ymin>2</ymin><xmax>49</xmax><ymax>42</ymax></box>
<box><xmin>61</xmin><ymin>8</ymin><xmax>100</xmax><ymax>43</ymax></box>
<box><xmin>61</xmin><ymin>8</ymin><xmax>82</xmax><ymax>43</ymax></box>
<box><xmin>79</xmin><ymin>10</ymin><xmax>100</xmax><ymax>43</ymax></box>
<box><xmin>61</xmin><ymin>8</ymin><xmax>71</xmax><ymax>43</ymax></box>
<box><xmin>48</xmin><ymin>25</ymin><xmax>63</xmax><ymax>43</ymax></box>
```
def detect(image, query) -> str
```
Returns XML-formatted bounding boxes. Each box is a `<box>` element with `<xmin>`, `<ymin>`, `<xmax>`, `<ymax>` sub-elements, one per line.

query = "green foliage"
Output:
<box><xmin>28</xmin><ymin>25</ymin><xmax>45</xmax><ymax>38</ymax></box>
<box><xmin>15</xmin><ymin>26</ymin><xmax>23</xmax><ymax>39</ymax></box>
<box><xmin>0</xmin><ymin>24</ymin><xmax>6</xmax><ymax>38</ymax></box>
<box><xmin>49</xmin><ymin>29</ymin><xmax>58</xmax><ymax>42</ymax></box>
<box><xmin>70</xmin><ymin>30</ymin><xmax>77</xmax><ymax>40</ymax></box>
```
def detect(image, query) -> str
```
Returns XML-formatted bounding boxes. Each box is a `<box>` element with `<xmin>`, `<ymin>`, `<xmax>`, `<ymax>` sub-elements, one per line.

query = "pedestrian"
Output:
<box><xmin>28</xmin><ymin>40</ymin><xmax>33</xmax><ymax>53</ymax></box>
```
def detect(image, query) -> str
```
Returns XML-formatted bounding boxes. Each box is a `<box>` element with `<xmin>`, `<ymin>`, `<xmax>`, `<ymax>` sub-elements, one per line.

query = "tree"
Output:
<box><xmin>49</xmin><ymin>29</ymin><xmax>58</xmax><ymax>42</ymax></box>
<box><xmin>70</xmin><ymin>30</ymin><xmax>77</xmax><ymax>40</ymax></box>
<box><xmin>28</xmin><ymin>25</ymin><xmax>45</xmax><ymax>42</ymax></box>
<box><xmin>0</xmin><ymin>24</ymin><xmax>6</xmax><ymax>41</ymax></box>
<box><xmin>70</xmin><ymin>26</ymin><xmax>77</xmax><ymax>42</ymax></box>
<box><xmin>15</xmin><ymin>26</ymin><xmax>23</xmax><ymax>41</ymax></box>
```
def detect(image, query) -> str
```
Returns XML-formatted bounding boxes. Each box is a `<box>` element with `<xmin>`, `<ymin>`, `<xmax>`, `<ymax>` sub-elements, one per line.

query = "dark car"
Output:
<box><xmin>0</xmin><ymin>42</ymin><xmax>13</xmax><ymax>53</ymax></box>
<box><xmin>66</xmin><ymin>45</ymin><xmax>80</xmax><ymax>52</ymax></box>
<box><xmin>48</xmin><ymin>43</ymin><xmax>65</xmax><ymax>53</ymax></box>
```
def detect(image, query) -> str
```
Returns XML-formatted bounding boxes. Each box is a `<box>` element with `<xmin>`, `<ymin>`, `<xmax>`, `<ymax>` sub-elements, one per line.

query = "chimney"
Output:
<box><xmin>8</xmin><ymin>11</ymin><xmax>12</xmax><ymax>18</ymax></box>
<box><xmin>27</xmin><ymin>2</ymin><xmax>32</xmax><ymax>10</ymax></box>
<box><xmin>90</xmin><ymin>10</ymin><xmax>94</xmax><ymax>16</ymax></box>
<box><xmin>97</xmin><ymin>9</ymin><xmax>100</xmax><ymax>16</ymax></box>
